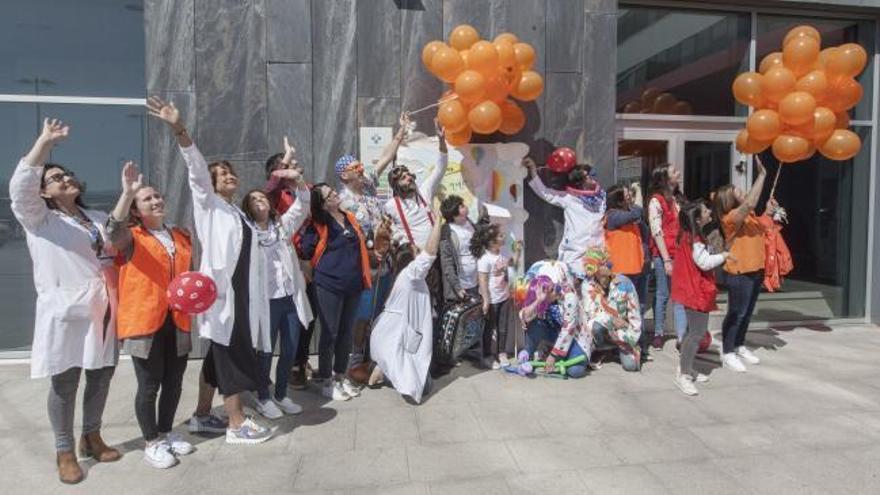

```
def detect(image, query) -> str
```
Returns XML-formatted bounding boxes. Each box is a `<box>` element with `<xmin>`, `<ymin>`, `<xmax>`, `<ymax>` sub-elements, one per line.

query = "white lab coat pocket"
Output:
<box><xmin>403</xmin><ymin>321</ymin><xmax>423</xmax><ymax>354</ymax></box>
<box><xmin>51</xmin><ymin>282</ymin><xmax>106</xmax><ymax>323</ymax></box>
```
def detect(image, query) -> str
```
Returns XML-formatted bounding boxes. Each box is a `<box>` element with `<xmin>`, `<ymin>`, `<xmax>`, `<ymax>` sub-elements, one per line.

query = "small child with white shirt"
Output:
<box><xmin>472</xmin><ymin>222</ymin><xmax>520</xmax><ymax>369</ymax></box>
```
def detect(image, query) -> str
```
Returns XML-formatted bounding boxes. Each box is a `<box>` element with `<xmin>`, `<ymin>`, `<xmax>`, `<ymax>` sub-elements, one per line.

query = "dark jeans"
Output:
<box><xmin>721</xmin><ymin>271</ymin><xmax>763</xmax><ymax>354</ymax></box>
<box><xmin>524</xmin><ymin>319</ymin><xmax>587</xmax><ymax>378</ymax></box>
<box><xmin>315</xmin><ymin>285</ymin><xmax>360</xmax><ymax>379</ymax></box>
<box><xmin>295</xmin><ymin>282</ymin><xmax>318</xmax><ymax>367</ymax></box>
<box><xmin>483</xmin><ymin>299</ymin><xmax>511</xmax><ymax>357</ymax></box>
<box><xmin>132</xmin><ymin>318</ymin><xmax>188</xmax><ymax>442</ymax></box>
<box><xmin>258</xmin><ymin>297</ymin><xmax>303</xmax><ymax>401</ymax></box>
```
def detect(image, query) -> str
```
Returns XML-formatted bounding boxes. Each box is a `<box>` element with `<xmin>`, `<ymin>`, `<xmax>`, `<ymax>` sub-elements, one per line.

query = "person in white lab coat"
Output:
<box><xmin>10</xmin><ymin>118</ymin><xmax>121</xmax><ymax>484</ymax></box>
<box><xmin>146</xmin><ymin>96</ymin><xmax>273</xmax><ymax>445</ymax></box>
<box><xmin>368</xmin><ymin>207</ymin><xmax>443</xmax><ymax>404</ymax></box>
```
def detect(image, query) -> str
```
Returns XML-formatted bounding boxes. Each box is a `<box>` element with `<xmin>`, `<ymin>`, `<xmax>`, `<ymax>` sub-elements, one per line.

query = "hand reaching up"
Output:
<box><xmin>146</xmin><ymin>96</ymin><xmax>181</xmax><ymax>127</ymax></box>
<box><xmin>40</xmin><ymin>118</ymin><xmax>70</xmax><ymax>146</ymax></box>
<box><xmin>120</xmin><ymin>161</ymin><xmax>143</xmax><ymax>196</ymax></box>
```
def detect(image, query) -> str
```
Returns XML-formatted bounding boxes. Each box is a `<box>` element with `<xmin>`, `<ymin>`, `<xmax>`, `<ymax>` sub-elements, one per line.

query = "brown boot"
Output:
<box><xmin>56</xmin><ymin>451</ymin><xmax>84</xmax><ymax>484</ymax></box>
<box><xmin>79</xmin><ymin>431</ymin><xmax>121</xmax><ymax>462</ymax></box>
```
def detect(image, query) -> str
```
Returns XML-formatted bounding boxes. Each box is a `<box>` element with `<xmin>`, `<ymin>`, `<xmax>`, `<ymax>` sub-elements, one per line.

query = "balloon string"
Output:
<box><xmin>409</xmin><ymin>95</ymin><xmax>459</xmax><ymax>115</ymax></box>
<box><xmin>769</xmin><ymin>162</ymin><xmax>783</xmax><ymax>199</ymax></box>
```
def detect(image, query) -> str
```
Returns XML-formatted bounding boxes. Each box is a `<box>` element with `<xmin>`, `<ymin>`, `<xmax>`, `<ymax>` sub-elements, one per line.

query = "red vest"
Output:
<box><xmin>670</xmin><ymin>234</ymin><xmax>717</xmax><ymax>313</ymax></box>
<box><xmin>117</xmin><ymin>226</ymin><xmax>192</xmax><ymax>339</ymax></box>
<box><xmin>649</xmin><ymin>193</ymin><xmax>679</xmax><ymax>260</ymax></box>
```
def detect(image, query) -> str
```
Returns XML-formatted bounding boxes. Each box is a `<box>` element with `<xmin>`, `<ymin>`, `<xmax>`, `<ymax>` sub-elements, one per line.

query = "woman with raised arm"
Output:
<box><xmin>10</xmin><ymin>118</ymin><xmax>121</xmax><ymax>484</ymax></box>
<box><xmin>713</xmin><ymin>156</ymin><xmax>769</xmax><ymax>372</ymax></box>
<box><xmin>146</xmin><ymin>96</ymin><xmax>272</xmax><ymax>445</ymax></box>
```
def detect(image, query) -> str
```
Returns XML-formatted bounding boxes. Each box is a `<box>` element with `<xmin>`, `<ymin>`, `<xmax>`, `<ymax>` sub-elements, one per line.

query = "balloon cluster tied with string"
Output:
<box><xmin>732</xmin><ymin>25</ymin><xmax>866</xmax><ymax>163</ymax></box>
<box><xmin>421</xmin><ymin>25</ymin><xmax>543</xmax><ymax>145</ymax></box>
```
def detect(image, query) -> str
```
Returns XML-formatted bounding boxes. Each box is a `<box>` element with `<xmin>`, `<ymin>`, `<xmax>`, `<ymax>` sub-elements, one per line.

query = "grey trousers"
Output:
<box><xmin>681</xmin><ymin>310</ymin><xmax>710</xmax><ymax>377</ymax></box>
<box><xmin>48</xmin><ymin>366</ymin><xmax>115</xmax><ymax>452</ymax></box>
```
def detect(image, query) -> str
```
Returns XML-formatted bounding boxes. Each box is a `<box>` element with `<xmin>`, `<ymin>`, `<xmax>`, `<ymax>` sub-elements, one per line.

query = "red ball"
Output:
<box><xmin>166</xmin><ymin>271</ymin><xmax>218</xmax><ymax>315</ymax></box>
<box><xmin>546</xmin><ymin>147</ymin><xmax>577</xmax><ymax>174</ymax></box>
<box><xmin>698</xmin><ymin>331</ymin><xmax>712</xmax><ymax>353</ymax></box>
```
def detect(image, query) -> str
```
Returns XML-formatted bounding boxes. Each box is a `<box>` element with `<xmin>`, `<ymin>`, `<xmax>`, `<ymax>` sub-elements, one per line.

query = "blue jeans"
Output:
<box><xmin>258</xmin><ymin>297</ymin><xmax>302</xmax><ymax>401</ymax></box>
<box><xmin>721</xmin><ymin>271</ymin><xmax>762</xmax><ymax>354</ymax></box>
<box><xmin>524</xmin><ymin>319</ymin><xmax>587</xmax><ymax>378</ymax></box>
<box><xmin>592</xmin><ymin>322</ymin><xmax>640</xmax><ymax>372</ymax></box>
<box><xmin>652</xmin><ymin>256</ymin><xmax>687</xmax><ymax>341</ymax></box>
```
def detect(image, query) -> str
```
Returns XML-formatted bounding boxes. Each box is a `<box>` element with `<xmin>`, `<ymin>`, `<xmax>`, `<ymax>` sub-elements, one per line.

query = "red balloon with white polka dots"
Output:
<box><xmin>166</xmin><ymin>271</ymin><xmax>218</xmax><ymax>315</ymax></box>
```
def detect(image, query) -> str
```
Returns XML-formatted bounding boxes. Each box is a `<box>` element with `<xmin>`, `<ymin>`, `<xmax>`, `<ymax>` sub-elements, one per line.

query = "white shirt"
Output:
<box><xmin>692</xmin><ymin>242</ymin><xmax>726</xmax><ymax>271</ymax></box>
<box><xmin>148</xmin><ymin>228</ymin><xmax>176</xmax><ymax>257</ymax></box>
<box><xmin>256</xmin><ymin>223</ymin><xmax>294</xmax><ymax>299</ymax></box>
<box><xmin>478</xmin><ymin>251</ymin><xmax>510</xmax><ymax>304</ymax></box>
<box><xmin>384</xmin><ymin>153</ymin><xmax>448</xmax><ymax>249</ymax></box>
<box><xmin>449</xmin><ymin>222</ymin><xmax>477</xmax><ymax>290</ymax></box>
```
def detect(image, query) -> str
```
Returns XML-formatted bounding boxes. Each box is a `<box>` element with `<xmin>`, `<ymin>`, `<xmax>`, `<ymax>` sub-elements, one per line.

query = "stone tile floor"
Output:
<box><xmin>2</xmin><ymin>324</ymin><xmax>879</xmax><ymax>494</ymax></box>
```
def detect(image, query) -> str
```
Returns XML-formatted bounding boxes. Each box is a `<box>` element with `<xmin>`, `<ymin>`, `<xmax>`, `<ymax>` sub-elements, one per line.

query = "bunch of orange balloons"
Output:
<box><xmin>620</xmin><ymin>88</ymin><xmax>693</xmax><ymax>115</ymax></box>
<box><xmin>422</xmin><ymin>25</ymin><xmax>543</xmax><ymax>145</ymax></box>
<box><xmin>732</xmin><ymin>25</ymin><xmax>867</xmax><ymax>162</ymax></box>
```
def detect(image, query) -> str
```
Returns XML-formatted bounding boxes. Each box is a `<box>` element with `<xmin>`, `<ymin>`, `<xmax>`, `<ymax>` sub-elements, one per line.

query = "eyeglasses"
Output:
<box><xmin>321</xmin><ymin>190</ymin><xmax>338</xmax><ymax>201</ymax></box>
<box><xmin>44</xmin><ymin>171</ymin><xmax>75</xmax><ymax>185</ymax></box>
<box><xmin>343</xmin><ymin>162</ymin><xmax>364</xmax><ymax>175</ymax></box>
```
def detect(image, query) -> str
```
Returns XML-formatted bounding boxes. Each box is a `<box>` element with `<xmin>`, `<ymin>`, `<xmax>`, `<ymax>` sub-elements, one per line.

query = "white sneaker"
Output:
<box><xmin>144</xmin><ymin>440</ymin><xmax>177</xmax><ymax>469</ymax></box>
<box><xmin>694</xmin><ymin>373</ymin><xmax>709</xmax><ymax>383</ymax></box>
<box><xmin>322</xmin><ymin>379</ymin><xmax>351</xmax><ymax>401</ymax></box>
<box><xmin>225</xmin><ymin>417</ymin><xmax>273</xmax><ymax>445</ymax></box>
<box><xmin>722</xmin><ymin>353</ymin><xmax>747</xmax><ymax>372</ymax></box>
<box><xmin>341</xmin><ymin>378</ymin><xmax>361</xmax><ymax>398</ymax></box>
<box><xmin>674</xmin><ymin>374</ymin><xmax>698</xmax><ymax>396</ymax></box>
<box><xmin>163</xmin><ymin>432</ymin><xmax>194</xmax><ymax>456</ymax></box>
<box><xmin>491</xmin><ymin>360</ymin><xmax>502</xmax><ymax>370</ymax></box>
<box><xmin>736</xmin><ymin>346</ymin><xmax>760</xmax><ymax>365</ymax></box>
<box><xmin>273</xmin><ymin>396</ymin><xmax>303</xmax><ymax>415</ymax></box>
<box><xmin>255</xmin><ymin>398</ymin><xmax>284</xmax><ymax>420</ymax></box>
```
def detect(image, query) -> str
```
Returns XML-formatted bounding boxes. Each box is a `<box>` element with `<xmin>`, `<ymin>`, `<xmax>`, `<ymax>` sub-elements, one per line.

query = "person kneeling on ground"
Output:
<box><xmin>579</xmin><ymin>247</ymin><xmax>642</xmax><ymax>371</ymax></box>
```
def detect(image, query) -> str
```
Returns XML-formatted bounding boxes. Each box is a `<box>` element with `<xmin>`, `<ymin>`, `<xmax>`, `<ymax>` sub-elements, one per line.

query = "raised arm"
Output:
<box><xmin>524</xmin><ymin>157</ymin><xmax>565</xmax><ymax>207</ymax></box>
<box><xmin>374</xmin><ymin>112</ymin><xmax>410</xmax><ymax>179</ymax></box>
<box><xmin>277</xmin><ymin>172</ymin><xmax>310</xmax><ymax>235</ymax></box>
<box><xmin>10</xmin><ymin>118</ymin><xmax>69</xmax><ymax>231</ymax></box>
<box><xmin>419</xmin><ymin>120</ymin><xmax>449</xmax><ymax>200</ymax></box>
<box><xmin>106</xmin><ymin>161</ymin><xmax>142</xmax><ymax>259</ymax></box>
<box><xmin>606</xmin><ymin>206</ymin><xmax>643</xmax><ymax>230</ymax></box>
<box><xmin>730</xmin><ymin>155</ymin><xmax>768</xmax><ymax>229</ymax></box>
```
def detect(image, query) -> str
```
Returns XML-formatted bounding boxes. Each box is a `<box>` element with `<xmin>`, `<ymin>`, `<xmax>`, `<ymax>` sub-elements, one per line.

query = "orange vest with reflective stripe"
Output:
<box><xmin>117</xmin><ymin>226</ymin><xmax>192</xmax><ymax>339</ymax></box>
<box><xmin>605</xmin><ymin>223</ymin><xmax>644</xmax><ymax>276</ymax></box>
<box><xmin>310</xmin><ymin>211</ymin><xmax>372</xmax><ymax>289</ymax></box>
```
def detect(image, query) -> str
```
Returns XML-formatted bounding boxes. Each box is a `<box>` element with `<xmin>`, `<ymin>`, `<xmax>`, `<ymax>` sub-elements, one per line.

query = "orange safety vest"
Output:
<box><xmin>117</xmin><ymin>226</ymin><xmax>192</xmax><ymax>339</ymax></box>
<box><xmin>310</xmin><ymin>211</ymin><xmax>372</xmax><ymax>288</ymax></box>
<box><xmin>605</xmin><ymin>222</ymin><xmax>644</xmax><ymax>276</ymax></box>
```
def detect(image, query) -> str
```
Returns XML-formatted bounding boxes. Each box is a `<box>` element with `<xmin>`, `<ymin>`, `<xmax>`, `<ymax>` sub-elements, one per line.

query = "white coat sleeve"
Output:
<box><xmin>9</xmin><ymin>160</ymin><xmax>50</xmax><ymax>232</ymax></box>
<box><xmin>179</xmin><ymin>144</ymin><xmax>219</xmax><ymax>210</ymax></box>
<box><xmin>419</xmin><ymin>153</ymin><xmax>448</xmax><ymax>200</ymax></box>
<box><xmin>280</xmin><ymin>186</ymin><xmax>310</xmax><ymax>236</ymax></box>
<box><xmin>405</xmin><ymin>253</ymin><xmax>437</xmax><ymax>281</ymax></box>
<box><xmin>692</xmin><ymin>242</ymin><xmax>726</xmax><ymax>271</ymax></box>
<box><xmin>528</xmin><ymin>174</ymin><xmax>566</xmax><ymax>208</ymax></box>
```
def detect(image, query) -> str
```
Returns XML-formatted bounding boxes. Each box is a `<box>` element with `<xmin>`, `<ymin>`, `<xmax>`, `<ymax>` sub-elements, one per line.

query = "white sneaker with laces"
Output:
<box><xmin>722</xmin><ymin>352</ymin><xmax>747</xmax><ymax>372</ymax></box>
<box><xmin>163</xmin><ymin>432</ymin><xmax>194</xmax><ymax>456</ymax></box>
<box><xmin>736</xmin><ymin>346</ymin><xmax>760</xmax><ymax>365</ymax></box>
<box><xmin>694</xmin><ymin>373</ymin><xmax>709</xmax><ymax>383</ymax></box>
<box><xmin>322</xmin><ymin>379</ymin><xmax>351</xmax><ymax>401</ymax></box>
<box><xmin>256</xmin><ymin>398</ymin><xmax>284</xmax><ymax>420</ymax></box>
<box><xmin>144</xmin><ymin>440</ymin><xmax>177</xmax><ymax>469</ymax></box>
<box><xmin>341</xmin><ymin>378</ymin><xmax>361</xmax><ymax>398</ymax></box>
<box><xmin>491</xmin><ymin>360</ymin><xmax>502</xmax><ymax>370</ymax></box>
<box><xmin>674</xmin><ymin>374</ymin><xmax>698</xmax><ymax>396</ymax></box>
<box><xmin>273</xmin><ymin>396</ymin><xmax>303</xmax><ymax>415</ymax></box>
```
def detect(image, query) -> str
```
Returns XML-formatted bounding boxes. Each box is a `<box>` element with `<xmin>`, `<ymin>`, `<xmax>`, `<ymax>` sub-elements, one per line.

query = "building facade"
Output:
<box><xmin>1</xmin><ymin>0</ymin><xmax>879</xmax><ymax>354</ymax></box>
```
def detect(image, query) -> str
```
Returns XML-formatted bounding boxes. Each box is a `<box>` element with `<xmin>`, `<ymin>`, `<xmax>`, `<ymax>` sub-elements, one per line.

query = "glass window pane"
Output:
<box><xmin>756</xmin><ymin>15</ymin><xmax>875</xmax><ymax>121</ymax></box>
<box><xmin>616</xmin><ymin>139</ymin><xmax>669</xmax><ymax>197</ymax></box>
<box><xmin>0</xmin><ymin>0</ymin><xmax>145</xmax><ymax>97</ymax></box>
<box><xmin>617</xmin><ymin>5</ymin><xmax>750</xmax><ymax>116</ymax></box>
<box><xmin>683</xmin><ymin>141</ymin><xmax>731</xmax><ymax>201</ymax></box>
<box><xmin>0</xmin><ymin>103</ymin><xmax>145</xmax><ymax>351</ymax></box>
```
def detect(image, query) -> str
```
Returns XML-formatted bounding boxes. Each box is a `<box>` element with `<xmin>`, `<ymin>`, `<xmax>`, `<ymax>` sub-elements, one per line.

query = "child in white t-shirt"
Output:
<box><xmin>473</xmin><ymin>222</ymin><xmax>521</xmax><ymax>369</ymax></box>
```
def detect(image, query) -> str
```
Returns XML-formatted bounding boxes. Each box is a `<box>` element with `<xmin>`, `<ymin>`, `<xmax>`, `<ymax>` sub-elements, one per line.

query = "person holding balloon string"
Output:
<box><xmin>105</xmin><ymin>161</ymin><xmax>196</xmax><ymax>468</ymax></box>
<box><xmin>523</xmin><ymin>152</ymin><xmax>606</xmax><ymax>280</ymax></box>
<box><xmin>147</xmin><ymin>96</ymin><xmax>274</xmax><ymax>445</ymax></box>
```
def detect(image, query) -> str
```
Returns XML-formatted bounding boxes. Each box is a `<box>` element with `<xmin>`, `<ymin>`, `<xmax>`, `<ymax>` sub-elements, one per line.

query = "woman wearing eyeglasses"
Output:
<box><xmin>299</xmin><ymin>183</ymin><xmax>372</xmax><ymax>401</ymax></box>
<box><xmin>10</xmin><ymin>118</ymin><xmax>121</xmax><ymax>484</ymax></box>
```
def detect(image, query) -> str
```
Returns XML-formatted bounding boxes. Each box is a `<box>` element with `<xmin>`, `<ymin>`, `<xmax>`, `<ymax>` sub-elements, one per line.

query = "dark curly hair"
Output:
<box><xmin>568</xmin><ymin>163</ymin><xmax>594</xmax><ymax>187</ymax></box>
<box><xmin>265</xmin><ymin>153</ymin><xmax>284</xmax><ymax>179</ymax></box>
<box><xmin>470</xmin><ymin>222</ymin><xmax>501</xmax><ymax>259</ymax></box>
<box><xmin>241</xmin><ymin>189</ymin><xmax>278</xmax><ymax>223</ymax></box>
<box><xmin>440</xmin><ymin>194</ymin><xmax>465</xmax><ymax>223</ymax></box>
<box><xmin>40</xmin><ymin>163</ymin><xmax>87</xmax><ymax>209</ymax></box>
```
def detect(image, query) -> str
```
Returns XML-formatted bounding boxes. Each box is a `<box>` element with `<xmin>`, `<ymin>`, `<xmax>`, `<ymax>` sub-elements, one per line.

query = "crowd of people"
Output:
<box><xmin>12</xmin><ymin>97</ymin><xmax>783</xmax><ymax>484</ymax></box>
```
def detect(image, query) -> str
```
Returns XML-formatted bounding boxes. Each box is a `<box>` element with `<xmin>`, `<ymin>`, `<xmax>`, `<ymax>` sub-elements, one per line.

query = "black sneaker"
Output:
<box><xmin>289</xmin><ymin>366</ymin><xmax>308</xmax><ymax>390</ymax></box>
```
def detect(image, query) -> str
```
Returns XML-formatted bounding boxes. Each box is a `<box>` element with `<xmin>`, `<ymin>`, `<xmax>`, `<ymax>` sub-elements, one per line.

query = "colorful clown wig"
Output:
<box><xmin>515</xmin><ymin>275</ymin><xmax>560</xmax><ymax>315</ymax></box>
<box><xmin>581</xmin><ymin>246</ymin><xmax>612</xmax><ymax>278</ymax></box>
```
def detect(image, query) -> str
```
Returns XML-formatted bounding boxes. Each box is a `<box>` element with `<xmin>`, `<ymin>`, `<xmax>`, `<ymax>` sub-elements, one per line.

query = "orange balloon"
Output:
<box><xmin>673</xmin><ymin>101</ymin><xmax>693</xmax><ymax>115</ymax></box>
<box><xmin>454</xmin><ymin>70</ymin><xmax>487</xmax><ymax>103</ymax></box>
<box><xmin>826</xmin><ymin>43</ymin><xmax>868</xmax><ymax>78</ymax></box>
<box><xmin>795</xmin><ymin>70</ymin><xmax>829</xmax><ymax>103</ymax></box>
<box><xmin>483</xmin><ymin>70</ymin><xmax>510</xmax><ymax>103</ymax></box>
<box><xmin>641</xmin><ymin>87</ymin><xmax>662</xmax><ymax>108</ymax></box>
<box><xmin>445</xmin><ymin>126</ymin><xmax>473</xmax><ymax>146</ymax></box>
<box><xmin>783</xmin><ymin>36</ymin><xmax>820</xmax><ymax>78</ymax></box>
<box><xmin>499</xmin><ymin>100</ymin><xmax>526</xmax><ymax>135</ymax></box>
<box><xmin>511</xmin><ymin>71</ymin><xmax>544</xmax><ymax>101</ymax></box>
<box><xmin>431</xmin><ymin>46</ymin><xmax>465</xmax><ymax>82</ymax></box>
<box><xmin>747</xmin><ymin>109</ymin><xmax>783</xmax><ymax>141</ymax></box>
<box><xmin>778</xmin><ymin>91</ymin><xmax>817</xmax><ymax>126</ymax></box>
<box><xmin>783</xmin><ymin>25</ymin><xmax>822</xmax><ymax>47</ymax></box>
<box><xmin>735</xmin><ymin>129</ymin><xmax>772</xmax><ymax>154</ymax></box>
<box><xmin>494</xmin><ymin>32</ymin><xmax>519</xmax><ymax>45</ymax></box>
<box><xmin>422</xmin><ymin>41</ymin><xmax>446</xmax><ymax>70</ymax></box>
<box><xmin>826</xmin><ymin>77</ymin><xmax>863</xmax><ymax>112</ymax></box>
<box><xmin>652</xmin><ymin>93</ymin><xmax>677</xmax><ymax>114</ymax></box>
<box><xmin>759</xmin><ymin>52</ymin><xmax>784</xmax><ymax>74</ymax></box>
<box><xmin>503</xmin><ymin>66</ymin><xmax>522</xmax><ymax>92</ymax></box>
<box><xmin>772</xmin><ymin>134</ymin><xmax>811</xmax><ymax>163</ymax></box>
<box><xmin>816</xmin><ymin>47</ymin><xmax>837</xmax><ymax>70</ymax></box>
<box><xmin>468</xmin><ymin>100</ymin><xmax>503</xmax><ymax>134</ymax></box>
<box><xmin>811</xmin><ymin>106</ymin><xmax>837</xmax><ymax>141</ymax></box>
<box><xmin>761</xmin><ymin>67</ymin><xmax>797</xmax><ymax>103</ymax></box>
<box><xmin>459</xmin><ymin>49</ymin><xmax>470</xmax><ymax>67</ymax></box>
<box><xmin>834</xmin><ymin>111</ymin><xmax>851</xmax><ymax>129</ymax></box>
<box><xmin>513</xmin><ymin>43</ymin><xmax>536</xmax><ymax>71</ymax></box>
<box><xmin>449</xmin><ymin>24</ymin><xmax>480</xmax><ymax>51</ymax></box>
<box><xmin>818</xmin><ymin>129</ymin><xmax>861</xmax><ymax>160</ymax></box>
<box><xmin>732</xmin><ymin>72</ymin><xmax>765</xmax><ymax>107</ymax></box>
<box><xmin>494</xmin><ymin>41</ymin><xmax>517</xmax><ymax>72</ymax></box>
<box><xmin>437</xmin><ymin>98</ymin><xmax>469</xmax><ymax>133</ymax></box>
<box><xmin>622</xmin><ymin>101</ymin><xmax>641</xmax><ymax>113</ymax></box>
<box><xmin>467</xmin><ymin>41</ymin><xmax>499</xmax><ymax>75</ymax></box>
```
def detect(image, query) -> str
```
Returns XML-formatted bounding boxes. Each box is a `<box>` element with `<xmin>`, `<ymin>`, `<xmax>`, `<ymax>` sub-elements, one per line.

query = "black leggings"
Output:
<box><xmin>132</xmin><ymin>318</ymin><xmax>188</xmax><ymax>442</ymax></box>
<box><xmin>482</xmin><ymin>299</ymin><xmax>511</xmax><ymax>357</ymax></box>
